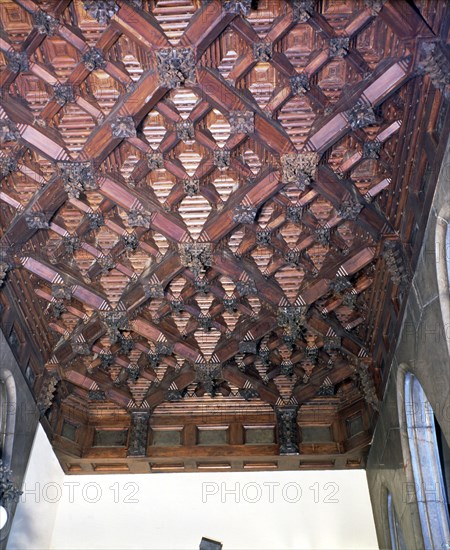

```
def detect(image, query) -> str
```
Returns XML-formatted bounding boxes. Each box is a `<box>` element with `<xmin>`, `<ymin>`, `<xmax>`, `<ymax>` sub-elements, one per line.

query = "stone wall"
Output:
<box><xmin>367</xmin><ymin>139</ymin><xmax>450</xmax><ymax>549</ymax></box>
<box><xmin>0</xmin><ymin>330</ymin><xmax>39</xmax><ymax>549</ymax></box>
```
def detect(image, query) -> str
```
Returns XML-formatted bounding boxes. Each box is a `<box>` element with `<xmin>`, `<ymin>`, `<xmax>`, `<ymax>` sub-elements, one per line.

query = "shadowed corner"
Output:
<box><xmin>199</xmin><ymin>536</ymin><xmax>223</xmax><ymax>550</ymax></box>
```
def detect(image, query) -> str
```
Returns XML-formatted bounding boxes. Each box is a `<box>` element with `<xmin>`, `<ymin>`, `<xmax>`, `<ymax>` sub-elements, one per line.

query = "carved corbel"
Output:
<box><xmin>127</xmin><ymin>411</ymin><xmax>150</xmax><ymax>457</ymax></box>
<box><xmin>276</xmin><ymin>406</ymin><xmax>299</xmax><ymax>455</ymax></box>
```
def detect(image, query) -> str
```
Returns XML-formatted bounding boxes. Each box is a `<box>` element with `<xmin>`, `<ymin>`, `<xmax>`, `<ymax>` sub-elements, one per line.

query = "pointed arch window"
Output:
<box><xmin>436</xmin><ymin>210</ymin><xmax>450</xmax><ymax>356</ymax></box>
<box><xmin>402</xmin><ymin>372</ymin><xmax>450</xmax><ymax>549</ymax></box>
<box><xmin>0</xmin><ymin>371</ymin><xmax>15</xmax><ymax>469</ymax></box>
<box><xmin>387</xmin><ymin>492</ymin><xmax>406</xmax><ymax>550</ymax></box>
<box><xmin>446</xmin><ymin>222</ymin><xmax>450</xmax><ymax>286</ymax></box>
<box><xmin>0</xmin><ymin>381</ymin><xmax>6</xmax><ymax>457</ymax></box>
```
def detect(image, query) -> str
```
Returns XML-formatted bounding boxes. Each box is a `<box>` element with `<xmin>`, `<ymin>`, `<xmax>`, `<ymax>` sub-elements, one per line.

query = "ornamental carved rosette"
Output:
<box><xmin>329</xmin><ymin>276</ymin><xmax>352</xmax><ymax>294</ymax></box>
<box><xmin>0</xmin><ymin>120</ymin><xmax>20</xmax><ymax>144</ymax></box>
<box><xmin>87</xmin><ymin>211</ymin><xmax>104</xmax><ymax>230</ymax></box>
<box><xmin>346</xmin><ymin>100</ymin><xmax>377</xmax><ymax>130</ymax></box>
<box><xmin>111</xmin><ymin>116</ymin><xmax>136</xmax><ymax>138</ymax></box>
<box><xmin>363</xmin><ymin>140</ymin><xmax>382</xmax><ymax>159</ymax></box>
<box><xmin>236</xmin><ymin>280</ymin><xmax>257</xmax><ymax>296</ymax></box>
<box><xmin>195</xmin><ymin>362</ymin><xmax>223</xmax><ymax>397</ymax></box>
<box><xmin>53</xmin><ymin>84</ymin><xmax>75</xmax><ymax>106</ymax></box>
<box><xmin>147</xmin><ymin>152</ymin><xmax>164</xmax><ymax>170</ymax></box>
<box><xmin>83</xmin><ymin>1</ymin><xmax>119</xmax><ymax>24</ymax></box>
<box><xmin>33</xmin><ymin>10</ymin><xmax>59</xmax><ymax>34</ymax></box>
<box><xmin>337</xmin><ymin>199</ymin><xmax>363</xmax><ymax>220</ymax></box>
<box><xmin>256</xmin><ymin>229</ymin><xmax>272</xmax><ymax>246</ymax></box>
<box><xmin>176</xmin><ymin>120</ymin><xmax>195</xmax><ymax>142</ymax></box>
<box><xmin>329</xmin><ymin>37</ymin><xmax>350</xmax><ymax>58</ymax></box>
<box><xmin>156</xmin><ymin>47</ymin><xmax>196</xmax><ymax>88</ymax></box>
<box><xmin>25</xmin><ymin>212</ymin><xmax>49</xmax><ymax>230</ymax></box>
<box><xmin>58</xmin><ymin>161</ymin><xmax>96</xmax><ymax>199</ymax></box>
<box><xmin>179</xmin><ymin>242</ymin><xmax>212</xmax><ymax>277</ymax></box>
<box><xmin>290</xmin><ymin>73</ymin><xmax>310</xmax><ymax>95</ymax></box>
<box><xmin>233</xmin><ymin>205</ymin><xmax>257</xmax><ymax>224</ymax></box>
<box><xmin>123</xmin><ymin>232</ymin><xmax>139</xmax><ymax>251</ymax></box>
<box><xmin>183</xmin><ymin>178</ymin><xmax>199</xmax><ymax>197</ymax></box>
<box><xmin>253</xmin><ymin>42</ymin><xmax>272</xmax><ymax>62</ymax></box>
<box><xmin>213</xmin><ymin>149</ymin><xmax>230</xmax><ymax>169</ymax></box>
<box><xmin>6</xmin><ymin>51</ymin><xmax>29</xmax><ymax>72</ymax></box>
<box><xmin>281</xmin><ymin>153</ymin><xmax>319</xmax><ymax>190</ymax></box>
<box><xmin>0</xmin><ymin>157</ymin><xmax>17</xmax><ymax>178</ymax></box>
<box><xmin>292</xmin><ymin>0</ymin><xmax>315</xmax><ymax>22</ymax></box>
<box><xmin>82</xmin><ymin>48</ymin><xmax>106</xmax><ymax>71</ymax></box>
<box><xmin>229</xmin><ymin>111</ymin><xmax>254</xmax><ymax>134</ymax></box>
<box><xmin>128</xmin><ymin>210</ymin><xmax>151</xmax><ymax>229</ymax></box>
<box><xmin>223</xmin><ymin>0</ymin><xmax>251</xmax><ymax>15</ymax></box>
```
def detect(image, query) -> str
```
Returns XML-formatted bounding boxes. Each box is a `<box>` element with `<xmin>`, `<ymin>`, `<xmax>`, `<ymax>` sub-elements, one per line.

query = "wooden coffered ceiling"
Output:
<box><xmin>0</xmin><ymin>0</ymin><xmax>449</xmax><ymax>474</ymax></box>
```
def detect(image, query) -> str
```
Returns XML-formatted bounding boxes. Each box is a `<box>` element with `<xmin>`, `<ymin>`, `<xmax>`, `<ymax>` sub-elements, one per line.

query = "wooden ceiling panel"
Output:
<box><xmin>0</xmin><ymin>0</ymin><xmax>449</xmax><ymax>473</ymax></box>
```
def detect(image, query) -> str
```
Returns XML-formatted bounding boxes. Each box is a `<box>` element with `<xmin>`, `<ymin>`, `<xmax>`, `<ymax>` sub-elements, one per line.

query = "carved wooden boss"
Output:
<box><xmin>0</xmin><ymin>0</ymin><xmax>448</xmax><ymax>473</ymax></box>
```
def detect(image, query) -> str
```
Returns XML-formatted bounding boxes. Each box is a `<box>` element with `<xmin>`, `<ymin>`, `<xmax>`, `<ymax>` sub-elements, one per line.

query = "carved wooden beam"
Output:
<box><xmin>380</xmin><ymin>1</ymin><xmax>435</xmax><ymax>40</ymax></box>
<box><xmin>120</xmin><ymin>252</ymin><xmax>184</xmax><ymax>312</ymax></box>
<box><xmin>97</xmin><ymin>173</ymin><xmax>190</xmax><ymax>243</ymax></box>
<box><xmin>291</xmin><ymin>359</ymin><xmax>356</xmax><ymax>405</ymax></box>
<box><xmin>305</xmin><ymin>58</ymin><xmax>412</xmax><ymax>153</ymax></box>
<box><xmin>131</xmin><ymin>317</ymin><xmax>204</xmax><ymax>364</ymax></box>
<box><xmin>20</xmin><ymin>255</ymin><xmax>110</xmax><ymax>310</ymax></box>
<box><xmin>144</xmin><ymin>362</ymin><xmax>196</xmax><ymax>409</ymax></box>
<box><xmin>65</xmin><ymin>367</ymin><xmax>135</xmax><ymax>410</ymax></box>
<box><xmin>194</xmin><ymin>67</ymin><xmax>296</xmax><ymax>156</ymax></box>
<box><xmin>222</xmin><ymin>363</ymin><xmax>281</xmax><ymax>407</ymax></box>
<box><xmin>114</xmin><ymin>1</ymin><xmax>171</xmax><ymax>49</ymax></box>
<box><xmin>0</xmin><ymin>100</ymin><xmax>71</xmax><ymax>161</ymax></box>
<box><xmin>199</xmin><ymin>168</ymin><xmax>282</xmax><ymax>243</ymax></box>
<box><xmin>180</xmin><ymin>0</ymin><xmax>236</xmax><ymax>58</ymax></box>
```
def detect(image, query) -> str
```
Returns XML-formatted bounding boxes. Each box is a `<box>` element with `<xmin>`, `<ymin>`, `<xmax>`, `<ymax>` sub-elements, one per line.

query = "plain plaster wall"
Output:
<box><xmin>7</xmin><ymin>424</ymin><xmax>64</xmax><ymax>550</ymax></box>
<box><xmin>9</xmin><ymin>424</ymin><xmax>378</xmax><ymax>550</ymax></box>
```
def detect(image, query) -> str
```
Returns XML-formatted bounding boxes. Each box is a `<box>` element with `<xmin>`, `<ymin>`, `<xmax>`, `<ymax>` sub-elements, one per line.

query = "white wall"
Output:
<box><xmin>8</xmin><ymin>424</ymin><xmax>64</xmax><ymax>550</ymax></box>
<box><xmin>9</xmin><ymin>426</ymin><xmax>378</xmax><ymax>550</ymax></box>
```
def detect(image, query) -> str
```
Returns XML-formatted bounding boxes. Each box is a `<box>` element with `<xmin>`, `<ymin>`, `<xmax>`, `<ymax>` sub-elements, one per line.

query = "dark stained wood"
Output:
<box><xmin>0</xmin><ymin>0</ymin><xmax>449</xmax><ymax>474</ymax></box>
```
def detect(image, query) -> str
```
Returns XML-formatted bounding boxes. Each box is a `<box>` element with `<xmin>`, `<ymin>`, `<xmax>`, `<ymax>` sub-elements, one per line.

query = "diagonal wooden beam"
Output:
<box><xmin>194</xmin><ymin>67</ymin><xmax>296</xmax><ymax>156</ymax></box>
<box><xmin>222</xmin><ymin>363</ymin><xmax>281</xmax><ymax>407</ymax></box>
<box><xmin>144</xmin><ymin>362</ymin><xmax>196</xmax><ymax>409</ymax></box>
<box><xmin>292</xmin><ymin>359</ymin><xmax>356</xmax><ymax>405</ymax></box>
<box><xmin>315</xmin><ymin>166</ymin><xmax>394</xmax><ymax>238</ymax></box>
<box><xmin>20</xmin><ymin>255</ymin><xmax>110</xmax><ymax>310</ymax></box>
<box><xmin>97</xmin><ymin>173</ymin><xmax>190</xmax><ymax>243</ymax></box>
<box><xmin>179</xmin><ymin>0</ymin><xmax>236</xmax><ymax>59</ymax></box>
<box><xmin>78</xmin><ymin>71</ymin><xmax>168</xmax><ymax>162</ymax></box>
<box><xmin>213</xmin><ymin>249</ymin><xmax>287</xmax><ymax>307</ymax></box>
<box><xmin>0</xmin><ymin>175</ymin><xmax>66</xmax><ymax>250</ymax></box>
<box><xmin>131</xmin><ymin>317</ymin><xmax>204</xmax><ymax>364</ymax></box>
<box><xmin>65</xmin><ymin>366</ymin><xmax>136</xmax><ymax>409</ymax></box>
<box><xmin>114</xmin><ymin>0</ymin><xmax>171</xmax><ymax>49</ymax></box>
<box><xmin>120</xmin><ymin>252</ymin><xmax>184</xmax><ymax>312</ymax></box>
<box><xmin>380</xmin><ymin>0</ymin><xmax>435</xmax><ymax>40</ymax></box>
<box><xmin>305</xmin><ymin>57</ymin><xmax>412</xmax><ymax>153</ymax></box>
<box><xmin>198</xmin><ymin>168</ymin><xmax>282</xmax><ymax>243</ymax></box>
<box><xmin>0</xmin><ymin>98</ymin><xmax>71</xmax><ymax>161</ymax></box>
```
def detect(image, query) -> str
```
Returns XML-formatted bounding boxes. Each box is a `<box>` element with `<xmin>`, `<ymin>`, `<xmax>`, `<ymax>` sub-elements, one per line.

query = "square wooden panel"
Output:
<box><xmin>93</xmin><ymin>429</ymin><xmax>128</xmax><ymax>447</ymax></box>
<box><xmin>197</xmin><ymin>427</ymin><xmax>229</xmax><ymax>446</ymax></box>
<box><xmin>152</xmin><ymin>429</ymin><xmax>182</xmax><ymax>446</ymax></box>
<box><xmin>244</xmin><ymin>426</ymin><xmax>275</xmax><ymax>445</ymax></box>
